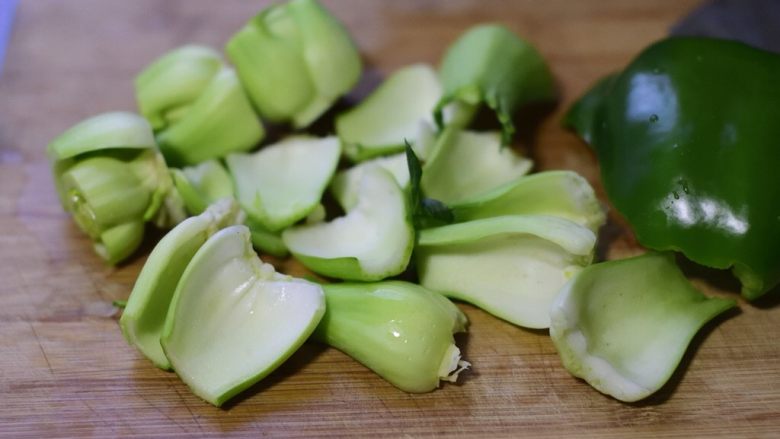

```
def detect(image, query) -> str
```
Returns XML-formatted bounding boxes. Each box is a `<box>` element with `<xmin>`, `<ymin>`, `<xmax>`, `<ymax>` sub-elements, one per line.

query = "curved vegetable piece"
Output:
<box><xmin>417</xmin><ymin>215</ymin><xmax>596</xmax><ymax>329</ymax></box>
<box><xmin>47</xmin><ymin>112</ymin><xmax>185</xmax><ymax>264</ymax></box>
<box><xmin>421</xmin><ymin>127</ymin><xmax>532</xmax><ymax>204</ymax></box>
<box><xmin>336</xmin><ymin>64</ymin><xmax>442</xmax><ymax>162</ymax></box>
<box><xmin>565</xmin><ymin>37</ymin><xmax>780</xmax><ymax>300</ymax></box>
<box><xmin>435</xmin><ymin>24</ymin><xmax>555</xmax><ymax>145</ymax></box>
<box><xmin>226</xmin><ymin>0</ymin><xmax>361</xmax><ymax>128</ymax></box>
<box><xmin>330</xmin><ymin>152</ymin><xmax>409</xmax><ymax>211</ymax></box>
<box><xmin>283</xmin><ymin>166</ymin><xmax>414</xmax><ymax>281</ymax></box>
<box><xmin>161</xmin><ymin>225</ymin><xmax>325</xmax><ymax>407</ymax></box>
<box><xmin>226</xmin><ymin>136</ymin><xmax>340</xmax><ymax>232</ymax></box>
<box><xmin>120</xmin><ymin>200</ymin><xmax>243</xmax><ymax>369</ymax></box>
<box><xmin>550</xmin><ymin>252</ymin><xmax>736</xmax><ymax>402</ymax></box>
<box><xmin>315</xmin><ymin>281</ymin><xmax>470</xmax><ymax>393</ymax></box>
<box><xmin>450</xmin><ymin>171</ymin><xmax>606</xmax><ymax>233</ymax></box>
<box><xmin>246</xmin><ymin>216</ymin><xmax>289</xmax><ymax>258</ymax></box>
<box><xmin>171</xmin><ymin>159</ymin><xmax>234</xmax><ymax>215</ymax></box>
<box><xmin>136</xmin><ymin>45</ymin><xmax>265</xmax><ymax>166</ymax></box>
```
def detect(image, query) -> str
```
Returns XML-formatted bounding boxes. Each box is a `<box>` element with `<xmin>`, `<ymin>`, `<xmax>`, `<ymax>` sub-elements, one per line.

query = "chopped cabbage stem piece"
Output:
<box><xmin>120</xmin><ymin>200</ymin><xmax>243</xmax><ymax>369</ymax></box>
<box><xmin>161</xmin><ymin>225</ymin><xmax>325</xmax><ymax>407</ymax></box>
<box><xmin>450</xmin><ymin>171</ymin><xmax>606</xmax><ymax>233</ymax></box>
<box><xmin>330</xmin><ymin>152</ymin><xmax>410</xmax><ymax>211</ymax></box>
<box><xmin>435</xmin><ymin>24</ymin><xmax>555</xmax><ymax>145</ymax></box>
<box><xmin>417</xmin><ymin>215</ymin><xmax>596</xmax><ymax>328</ymax></box>
<box><xmin>283</xmin><ymin>166</ymin><xmax>414</xmax><ymax>281</ymax></box>
<box><xmin>226</xmin><ymin>0</ymin><xmax>361</xmax><ymax>127</ymax></box>
<box><xmin>226</xmin><ymin>135</ymin><xmax>341</xmax><ymax>232</ymax></box>
<box><xmin>171</xmin><ymin>159</ymin><xmax>234</xmax><ymax>215</ymax></box>
<box><xmin>315</xmin><ymin>281</ymin><xmax>470</xmax><ymax>392</ymax></box>
<box><xmin>421</xmin><ymin>127</ymin><xmax>533</xmax><ymax>204</ymax></box>
<box><xmin>337</xmin><ymin>64</ymin><xmax>442</xmax><ymax>162</ymax></box>
<box><xmin>550</xmin><ymin>252</ymin><xmax>736</xmax><ymax>402</ymax></box>
<box><xmin>48</xmin><ymin>112</ymin><xmax>185</xmax><ymax>264</ymax></box>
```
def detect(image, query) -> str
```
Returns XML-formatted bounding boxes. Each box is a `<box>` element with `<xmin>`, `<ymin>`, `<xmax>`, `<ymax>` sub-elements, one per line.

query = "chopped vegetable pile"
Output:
<box><xmin>47</xmin><ymin>0</ymin><xmax>746</xmax><ymax>407</ymax></box>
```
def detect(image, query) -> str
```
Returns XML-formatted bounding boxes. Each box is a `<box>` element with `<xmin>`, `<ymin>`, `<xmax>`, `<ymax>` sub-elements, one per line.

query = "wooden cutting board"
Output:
<box><xmin>1</xmin><ymin>0</ymin><xmax>778</xmax><ymax>437</ymax></box>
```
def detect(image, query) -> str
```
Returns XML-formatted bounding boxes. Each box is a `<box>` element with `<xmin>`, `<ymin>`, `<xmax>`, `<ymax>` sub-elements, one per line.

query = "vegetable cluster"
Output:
<box><xmin>48</xmin><ymin>0</ymin><xmax>741</xmax><ymax>407</ymax></box>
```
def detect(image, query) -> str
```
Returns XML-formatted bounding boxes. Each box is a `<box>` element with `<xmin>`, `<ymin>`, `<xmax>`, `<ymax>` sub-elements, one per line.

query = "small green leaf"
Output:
<box><xmin>112</xmin><ymin>300</ymin><xmax>128</xmax><ymax>309</ymax></box>
<box><xmin>404</xmin><ymin>141</ymin><xmax>454</xmax><ymax>230</ymax></box>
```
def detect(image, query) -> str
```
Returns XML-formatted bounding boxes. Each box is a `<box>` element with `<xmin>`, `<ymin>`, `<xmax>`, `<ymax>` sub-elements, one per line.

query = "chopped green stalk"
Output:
<box><xmin>46</xmin><ymin>112</ymin><xmax>156</xmax><ymax>161</ymax></box>
<box><xmin>135</xmin><ymin>45</ymin><xmax>223</xmax><ymax>130</ymax></box>
<box><xmin>337</xmin><ymin>64</ymin><xmax>442</xmax><ymax>162</ymax></box>
<box><xmin>417</xmin><ymin>215</ymin><xmax>596</xmax><ymax>329</ymax></box>
<box><xmin>171</xmin><ymin>160</ymin><xmax>234</xmax><ymax>215</ymax></box>
<box><xmin>226</xmin><ymin>136</ymin><xmax>341</xmax><ymax>232</ymax></box>
<box><xmin>421</xmin><ymin>128</ymin><xmax>532</xmax><ymax>204</ymax></box>
<box><xmin>48</xmin><ymin>112</ymin><xmax>185</xmax><ymax>264</ymax></box>
<box><xmin>96</xmin><ymin>221</ymin><xmax>145</xmax><ymax>265</ymax></box>
<box><xmin>226</xmin><ymin>0</ymin><xmax>361</xmax><ymax>127</ymax></box>
<box><xmin>330</xmin><ymin>153</ymin><xmax>410</xmax><ymax>211</ymax></box>
<box><xmin>137</xmin><ymin>46</ymin><xmax>264</xmax><ymax>166</ymax></box>
<box><xmin>315</xmin><ymin>281</ymin><xmax>470</xmax><ymax>393</ymax></box>
<box><xmin>435</xmin><ymin>24</ymin><xmax>555</xmax><ymax>145</ymax></box>
<box><xmin>450</xmin><ymin>171</ymin><xmax>606</xmax><ymax>233</ymax></box>
<box><xmin>120</xmin><ymin>200</ymin><xmax>243</xmax><ymax>369</ymax></box>
<box><xmin>549</xmin><ymin>252</ymin><xmax>736</xmax><ymax>402</ymax></box>
<box><xmin>161</xmin><ymin>225</ymin><xmax>325</xmax><ymax>407</ymax></box>
<box><xmin>246</xmin><ymin>216</ymin><xmax>289</xmax><ymax>258</ymax></box>
<box><xmin>283</xmin><ymin>166</ymin><xmax>414</xmax><ymax>281</ymax></box>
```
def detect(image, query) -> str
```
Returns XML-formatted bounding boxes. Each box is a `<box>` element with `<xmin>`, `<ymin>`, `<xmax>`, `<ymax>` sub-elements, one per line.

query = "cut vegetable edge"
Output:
<box><xmin>450</xmin><ymin>170</ymin><xmax>606</xmax><ymax>233</ymax></box>
<box><xmin>417</xmin><ymin>215</ymin><xmax>596</xmax><ymax>328</ymax></box>
<box><xmin>226</xmin><ymin>136</ymin><xmax>341</xmax><ymax>232</ymax></box>
<box><xmin>283</xmin><ymin>166</ymin><xmax>414</xmax><ymax>281</ymax></box>
<box><xmin>549</xmin><ymin>252</ymin><xmax>737</xmax><ymax>402</ymax></box>
<box><xmin>315</xmin><ymin>281</ymin><xmax>470</xmax><ymax>392</ymax></box>
<box><xmin>160</xmin><ymin>224</ymin><xmax>325</xmax><ymax>406</ymax></box>
<box><xmin>120</xmin><ymin>199</ymin><xmax>242</xmax><ymax>369</ymax></box>
<box><xmin>337</xmin><ymin>64</ymin><xmax>442</xmax><ymax>162</ymax></box>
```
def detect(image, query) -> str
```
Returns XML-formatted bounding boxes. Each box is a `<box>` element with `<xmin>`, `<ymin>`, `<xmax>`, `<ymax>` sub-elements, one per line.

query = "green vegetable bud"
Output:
<box><xmin>435</xmin><ymin>25</ymin><xmax>555</xmax><ymax>145</ymax></box>
<box><xmin>226</xmin><ymin>0</ymin><xmax>361</xmax><ymax>128</ymax></box>
<box><xmin>47</xmin><ymin>112</ymin><xmax>185</xmax><ymax>264</ymax></box>
<box><xmin>136</xmin><ymin>45</ymin><xmax>265</xmax><ymax>166</ymax></box>
<box><xmin>315</xmin><ymin>281</ymin><xmax>470</xmax><ymax>393</ymax></box>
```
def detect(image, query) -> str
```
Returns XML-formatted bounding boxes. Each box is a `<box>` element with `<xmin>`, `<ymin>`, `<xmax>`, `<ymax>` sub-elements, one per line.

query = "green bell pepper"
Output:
<box><xmin>566</xmin><ymin>37</ymin><xmax>780</xmax><ymax>300</ymax></box>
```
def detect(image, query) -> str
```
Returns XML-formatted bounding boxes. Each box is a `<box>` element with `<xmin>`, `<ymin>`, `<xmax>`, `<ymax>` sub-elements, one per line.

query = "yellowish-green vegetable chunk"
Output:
<box><xmin>136</xmin><ymin>45</ymin><xmax>265</xmax><ymax>165</ymax></box>
<box><xmin>120</xmin><ymin>200</ymin><xmax>243</xmax><ymax>369</ymax></box>
<box><xmin>161</xmin><ymin>225</ymin><xmax>325</xmax><ymax>407</ymax></box>
<box><xmin>47</xmin><ymin>112</ymin><xmax>185</xmax><ymax>264</ymax></box>
<box><xmin>417</xmin><ymin>215</ymin><xmax>596</xmax><ymax>328</ymax></box>
<box><xmin>421</xmin><ymin>127</ymin><xmax>533</xmax><ymax>204</ymax></box>
<box><xmin>450</xmin><ymin>170</ymin><xmax>606</xmax><ymax>234</ymax></box>
<box><xmin>315</xmin><ymin>281</ymin><xmax>470</xmax><ymax>393</ymax></box>
<box><xmin>550</xmin><ymin>252</ymin><xmax>736</xmax><ymax>402</ymax></box>
<box><xmin>226</xmin><ymin>0</ymin><xmax>361</xmax><ymax>127</ymax></box>
<box><xmin>226</xmin><ymin>135</ymin><xmax>341</xmax><ymax>232</ymax></box>
<box><xmin>337</xmin><ymin>64</ymin><xmax>442</xmax><ymax>162</ymax></box>
<box><xmin>283</xmin><ymin>166</ymin><xmax>414</xmax><ymax>281</ymax></box>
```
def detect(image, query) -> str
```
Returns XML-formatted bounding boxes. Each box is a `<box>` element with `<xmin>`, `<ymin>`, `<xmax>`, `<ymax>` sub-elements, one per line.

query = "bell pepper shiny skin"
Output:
<box><xmin>566</xmin><ymin>37</ymin><xmax>780</xmax><ymax>300</ymax></box>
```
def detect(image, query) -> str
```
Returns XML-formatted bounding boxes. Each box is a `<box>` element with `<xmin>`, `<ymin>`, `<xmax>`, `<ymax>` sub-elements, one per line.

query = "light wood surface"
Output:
<box><xmin>1</xmin><ymin>1</ymin><xmax>779</xmax><ymax>437</ymax></box>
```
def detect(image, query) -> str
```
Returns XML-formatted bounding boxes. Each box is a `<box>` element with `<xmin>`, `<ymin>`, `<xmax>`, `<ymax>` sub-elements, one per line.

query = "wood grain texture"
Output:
<box><xmin>1</xmin><ymin>0</ymin><xmax>779</xmax><ymax>437</ymax></box>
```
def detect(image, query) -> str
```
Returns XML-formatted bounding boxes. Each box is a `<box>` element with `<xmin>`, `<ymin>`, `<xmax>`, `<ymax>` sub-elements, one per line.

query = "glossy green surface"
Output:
<box><xmin>315</xmin><ymin>281</ymin><xmax>468</xmax><ymax>393</ymax></box>
<box><xmin>566</xmin><ymin>37</ymin><xmax>780</xmax><ymax>300</ymax></box>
